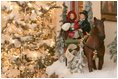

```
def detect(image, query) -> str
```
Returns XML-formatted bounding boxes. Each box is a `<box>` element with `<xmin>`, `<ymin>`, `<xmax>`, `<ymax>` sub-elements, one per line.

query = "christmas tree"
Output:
<box><xmin>1</xmin><ymin>1</ymin><xmax>61</xmax><ymax>78</ymax></box>
<box><xmin>55</xmin><ymin>2</ymin><xmax>68</xmax><ymax>59</ymax></box>
<box><xmin>107</xmin><ymin>32</ymin><xmax>117</xmax><ymax>63</ymax></box>
<box><xmin>60</xmin><ymin>2</ymin><xmax>68</xmax><ymax>24</ymax></box>
<box><xmin>84</xmin><ymin>1</ymin><xmax>93</xmax><ymax>28</ymax></box>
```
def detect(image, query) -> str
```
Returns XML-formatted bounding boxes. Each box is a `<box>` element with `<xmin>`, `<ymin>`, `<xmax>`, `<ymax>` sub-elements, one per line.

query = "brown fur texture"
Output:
<box><xmin>84</xmin><ymin>17</ymin><xmax>105</xmax><ymax>72</ymax></box>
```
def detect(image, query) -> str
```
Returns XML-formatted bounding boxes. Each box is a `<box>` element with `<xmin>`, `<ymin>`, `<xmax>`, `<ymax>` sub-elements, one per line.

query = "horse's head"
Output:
<box><xmin>94</xmin><ymin>17</ymin><xmax>105</xmax><ymax>40</ymax></box>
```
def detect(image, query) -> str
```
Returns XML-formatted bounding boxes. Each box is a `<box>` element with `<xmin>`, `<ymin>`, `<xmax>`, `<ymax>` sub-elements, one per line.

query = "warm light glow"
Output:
<box><xmin>10</xmin><ymin>5</ymin><xmax>13</xmax><ymax>10</ymax></box>
<box><xmin>50</xmin><ymin>40</ymin><xmax>55</xmax><ymax>47</ymax></box>
<box><xmin>27</xmin><ymin>2</ymin><xmax>32</xmax><ymax>8</ymax></box>
<box><xmin>12</xmin><ymin>20</ymin><xmax>15</xmax><ymax>24</ymax></box>
<box><xmin>38</xmin><ymin>12</ymin><xmax>42</xmax><ymax>15</ymax></box>
<box><xmin>32</xmin><ymin>10</ymin><xmax>35</xmax><ymax>13</ymax></box>
<box><xmin>45</xmin><ymin>6</ymin><xmax>49</xmax><ymax>10</ymax></box>
<box><xmin>32</xmin><ymin>52</ymin><xmax>39</xmax><ymax>60</ymax></box>
<box><xmin>14</xmin><ymin>5</ymin><xmax>19</xmax><ymax>9</ymax></box>
<box><xmin>13</xmin><ymin>55</ymin><xmax>19</xmax><ymax>58</ymax></box>
<box><xmin>33</xmin><ymin>53</ymin><xmax>37</xmax><ymax>57</ymax></box>
<box><xmin>1</xmin><ymin>1</ymin><xmax>61</xmax><ymax>78</ymax></box>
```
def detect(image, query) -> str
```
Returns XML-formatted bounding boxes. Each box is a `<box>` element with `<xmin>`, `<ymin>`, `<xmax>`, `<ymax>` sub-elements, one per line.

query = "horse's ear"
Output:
<box><xmin>94</xmin><ymin>17</ymin><xmax>97</xmax><ymax>21</ymax></box>
<box><xmin>101</xmin><ymin>18</ymin><xmax>105</xmax><ymax>22</ymax></box>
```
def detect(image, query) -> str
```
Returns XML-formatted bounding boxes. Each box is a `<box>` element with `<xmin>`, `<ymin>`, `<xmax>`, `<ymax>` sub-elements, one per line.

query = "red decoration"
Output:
<box><xmin>83</xmin><ymin>32</ymin><xmax>87</xmax><ymax>35</ymax></box>
<box><xmin>68</xmin><ymin>31</ymin><xmax>75</xmax><ymax>38</ymax></box>
<box><xmin>66</xmin><ymin>11</ymin><xmax>77</xmax><ymax>23</ymax></box>
<box><xmin>74</xmin><ymin>20</ymin><xmax>80</xmax><ymax>30</ymax></box>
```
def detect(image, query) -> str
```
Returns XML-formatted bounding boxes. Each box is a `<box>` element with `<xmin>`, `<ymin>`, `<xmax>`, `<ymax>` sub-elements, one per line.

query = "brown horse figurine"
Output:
<box><xmin>84</xmin><ymin>17</ymin><xmax>105</xmax><ymax>72</ymax></box>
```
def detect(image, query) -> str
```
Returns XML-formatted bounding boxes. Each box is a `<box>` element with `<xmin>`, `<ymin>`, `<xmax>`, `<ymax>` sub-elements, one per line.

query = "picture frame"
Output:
<box><xmin>101</xmin><ymin>1</ymin><xmax>117</xmax><ymax>21</ymax></box>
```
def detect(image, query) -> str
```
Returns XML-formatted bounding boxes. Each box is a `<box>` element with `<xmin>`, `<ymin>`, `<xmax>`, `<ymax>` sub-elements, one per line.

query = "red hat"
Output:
<box><xmin>66</xmin><ymin>11</ymin><xmax>77</xmax><ymax>22</ymax></box>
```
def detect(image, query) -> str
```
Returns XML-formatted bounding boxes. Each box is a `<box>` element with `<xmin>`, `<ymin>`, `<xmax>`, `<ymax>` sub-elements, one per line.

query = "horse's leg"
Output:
<box><xmin>93</xmin><ymin>60</ymin><xmax>97</xmax><ymax>70</ymax></box>
<box><xmin>84</xmin><ymin>46</ymin><xmax>93</xmax><ymax>72</ymax></box>
<box><xmin>98</xmin><ymin>45</ymin><xmax>105</xmax><ymax>70</ymax></box>
<box><xmin>98</xmin><ymin>56</ymin><xmax>104</xmax><ymax>70</ymax></box>
<box><xmin>88</xmin><ymin>53</ymin><xmax>94</xmax><ymax>72</ymax></box>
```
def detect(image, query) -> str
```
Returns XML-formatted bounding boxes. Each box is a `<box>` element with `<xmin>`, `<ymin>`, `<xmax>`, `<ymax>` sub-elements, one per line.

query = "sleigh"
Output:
<box><xmin>58</xmin><ymin>23</ymin><xmax>87</xmax><ymax>73</ymax></box>
<box><xmin>58</xmin><ymin>17</ymin><xmax>105</xmax><ymax>73</ymax></box>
